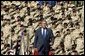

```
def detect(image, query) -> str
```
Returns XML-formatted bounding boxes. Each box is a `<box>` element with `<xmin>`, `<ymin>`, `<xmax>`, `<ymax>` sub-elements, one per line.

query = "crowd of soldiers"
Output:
<box><xmin>1</xmin><ymin>1</ymin><xmax>84</xmax><ymax>55</ymax></box>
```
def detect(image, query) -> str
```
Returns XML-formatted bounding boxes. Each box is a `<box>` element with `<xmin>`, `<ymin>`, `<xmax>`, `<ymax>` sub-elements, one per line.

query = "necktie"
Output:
<box><xmin>43</xmin><ymin>29</ymin><xmax>46</xmax><ymax>38</ymax></box>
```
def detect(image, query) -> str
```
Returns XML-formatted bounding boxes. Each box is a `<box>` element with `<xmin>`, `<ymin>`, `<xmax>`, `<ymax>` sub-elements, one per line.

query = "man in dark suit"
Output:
<box><xmin>34</xmin><ymin>20</ymin><xmax>54</xmax><ymax>55</ymax></box>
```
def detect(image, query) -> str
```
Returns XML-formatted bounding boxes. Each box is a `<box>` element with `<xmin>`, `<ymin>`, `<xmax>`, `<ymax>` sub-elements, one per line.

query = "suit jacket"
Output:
<box><xmin>34</xmin><ymin>27</ymin><xmax>54</xmax><ymax>51</ymax></box>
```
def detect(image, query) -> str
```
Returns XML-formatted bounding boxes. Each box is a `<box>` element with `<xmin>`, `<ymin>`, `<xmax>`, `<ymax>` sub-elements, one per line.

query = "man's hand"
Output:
<box><xmin>33</xmin><ymin>48</ymin><xmax>38</xmax><ymax>55</ymax></box>
<box><xmin>34</xmin><ymin>48</ymin><xmax>38</xmax><ymax>51</ymax></box>
<box><xmin>49</xmin><ymin>51</ymin><xmax>55</xmax><ymax>55</ymax></box>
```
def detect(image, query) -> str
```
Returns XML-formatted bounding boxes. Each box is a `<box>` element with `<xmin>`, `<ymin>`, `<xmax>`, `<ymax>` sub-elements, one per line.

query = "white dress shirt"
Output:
<box><xmin>41</xmin><ymin>28</ymin><xmax>46</xmax><ymax>36</ymax></box>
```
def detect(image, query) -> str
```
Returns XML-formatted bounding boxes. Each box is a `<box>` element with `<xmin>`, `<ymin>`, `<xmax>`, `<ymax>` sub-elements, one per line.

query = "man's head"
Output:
<box><xmin>40</xmin><ymin>20</ymin><xmax>47</xmax><ymax>28</ymax></box>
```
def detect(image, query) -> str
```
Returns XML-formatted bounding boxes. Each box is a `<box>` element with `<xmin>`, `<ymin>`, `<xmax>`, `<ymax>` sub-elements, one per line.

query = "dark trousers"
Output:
<box><xmin>38</xmin><ymin>45</ymin><xmax>49</xmax><ymax>55</ymax></box>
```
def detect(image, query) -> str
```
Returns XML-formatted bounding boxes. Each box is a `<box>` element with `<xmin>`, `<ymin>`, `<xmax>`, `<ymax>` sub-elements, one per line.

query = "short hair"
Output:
<box><xmin>39</xmin><ymin>19</ymin><xmax>47</xmax><ymax>25</ymax></box>
<box><xmin>41</xmin><ymin>19</ymin><xmax>47</xmax><ymax>24</ymax></box>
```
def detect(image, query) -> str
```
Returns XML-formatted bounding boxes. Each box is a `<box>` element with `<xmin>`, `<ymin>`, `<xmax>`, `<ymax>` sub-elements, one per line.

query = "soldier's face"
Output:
<box><xmin>41</xmin><ymin>21</ymin><xmax>47</xmax><ymax>28</ymax></box>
